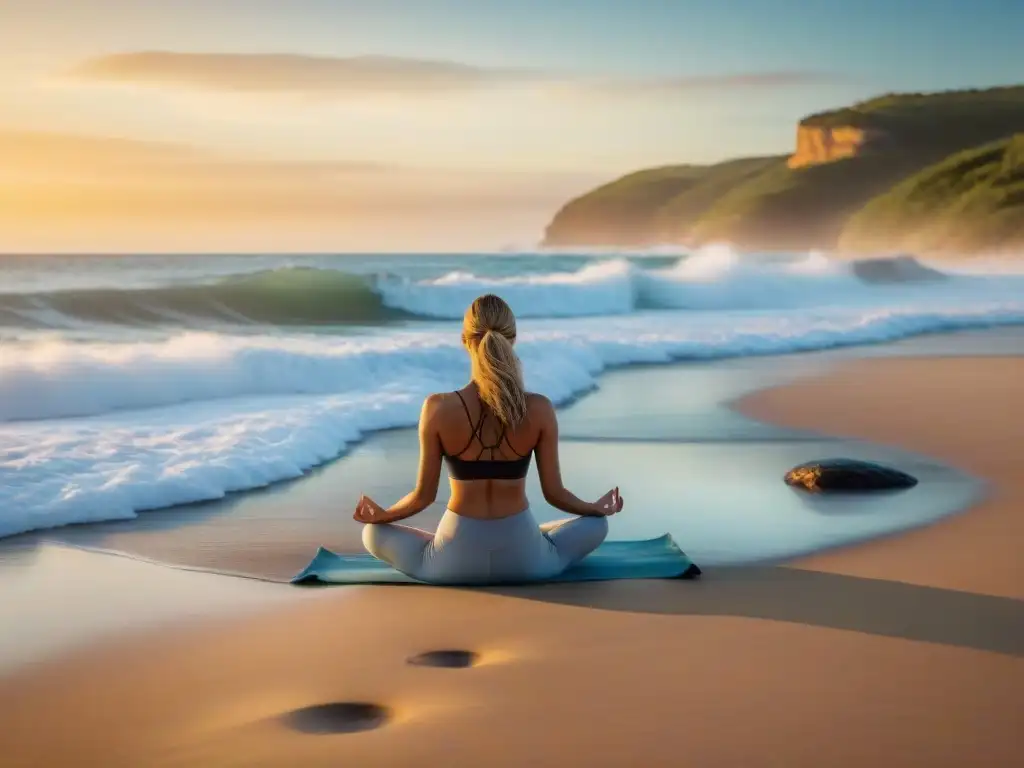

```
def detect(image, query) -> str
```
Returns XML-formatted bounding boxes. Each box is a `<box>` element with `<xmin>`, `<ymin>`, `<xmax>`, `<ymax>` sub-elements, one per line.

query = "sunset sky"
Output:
<box><xmin>2</xmin><ymin>0</ymin><xmax>1021</xmax><ymax>252</ymax></box>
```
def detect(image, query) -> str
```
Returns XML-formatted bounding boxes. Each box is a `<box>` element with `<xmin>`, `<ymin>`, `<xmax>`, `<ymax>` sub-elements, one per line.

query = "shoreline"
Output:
<box><xmin>736</xmin><ymin>355</ymin><xmax>1024</xmax><ymax>600</ymax></box>
<box><xmin>1</xmin><ymin>345</ymin><xmax>979</xmax><ymax>581</ymax></box>
<box><xmin>4</xmin><ymin>318</ymin><xmax>1024</xmax><ymax>546</ymax></box>
<box><xmin>0</xmin><ymin>352</ymin><xmax>1021</xmax><ymax>766</ymax></box>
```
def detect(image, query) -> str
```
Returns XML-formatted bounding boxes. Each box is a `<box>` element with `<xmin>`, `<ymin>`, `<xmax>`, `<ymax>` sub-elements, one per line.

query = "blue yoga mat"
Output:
<box><xmin>291</xmin><ymin>534</ymin><xmax>701</xmax><ymax>586</ymax></box>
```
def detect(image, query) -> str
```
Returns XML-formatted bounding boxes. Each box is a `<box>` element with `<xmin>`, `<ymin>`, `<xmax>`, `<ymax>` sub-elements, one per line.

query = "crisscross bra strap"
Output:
<box><xmin>451</xmin><ymin>390</ymin><xmax>529</xmax><ymax>460</ymax></box>
<box><xmin>452</xmin><ymin>390</ymin><xmax>477</xmax><ymax>456</ymax></box>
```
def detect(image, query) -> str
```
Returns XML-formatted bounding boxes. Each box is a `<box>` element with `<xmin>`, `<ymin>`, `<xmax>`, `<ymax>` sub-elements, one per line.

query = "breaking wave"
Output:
<box><xmin>0</xmin><ymin>250</ymin><xmax>983</xmax><ymax>329</ymax></box>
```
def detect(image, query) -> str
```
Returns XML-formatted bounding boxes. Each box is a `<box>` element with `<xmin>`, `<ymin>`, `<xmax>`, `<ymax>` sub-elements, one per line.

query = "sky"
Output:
<box><xmin>1</xmin><ymin>0</ymin><xmax>1021</xmax><ymax>252</ymax></box>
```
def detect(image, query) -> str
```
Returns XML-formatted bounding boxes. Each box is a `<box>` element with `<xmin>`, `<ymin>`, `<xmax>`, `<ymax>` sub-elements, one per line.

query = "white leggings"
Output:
<box><xmin>361</xmin><ymin>507</ymin><xmax>608</xmax><ymax>585</ymax></box>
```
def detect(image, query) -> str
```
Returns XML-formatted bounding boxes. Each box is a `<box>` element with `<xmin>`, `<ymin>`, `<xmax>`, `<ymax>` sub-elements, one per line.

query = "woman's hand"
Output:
<box><xmin>353</xmin><ymin>495</ymin><xmax>388</xmax><ymax>524</ymax></box>
<box><xmin>593</xmin><ymin>487</ymin><xmax>624</xmax><ymax>516</ymax></box>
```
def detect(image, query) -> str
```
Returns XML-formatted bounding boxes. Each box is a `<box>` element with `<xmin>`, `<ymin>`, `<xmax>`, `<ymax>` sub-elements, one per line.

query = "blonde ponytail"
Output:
<box><xmin>463</xmin><ymin>294</ymin><xmax>527</xmax><ymax>427</ymax></box>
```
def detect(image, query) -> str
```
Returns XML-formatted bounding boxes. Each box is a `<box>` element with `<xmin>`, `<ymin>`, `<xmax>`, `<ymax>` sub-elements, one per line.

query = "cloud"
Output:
<box><xmin>66</xmin><ymin>51</ymin><xmax>542</xmax><ymax>95</ymax></box>
<box><xmin>65</xmin><ymin>51</ymin><xmax>836</xmax><ymax>98</ymax></box>
<box><xmin>587</xmin><ymin>71</ymin><xmax>838</xmax><ymax>96</ymax></box>
<box><xmin>0</xmin><ymin>129</ymin><xmax>392</xmax><ymax>181</ymax></box>
<box><xmin>0</xmin><ymin>130</ymin><xmax>202</xmax><ymax>166</ymax></box>
<box><xmin>0</xmin><ymin>129</ymin><xmax>600</xmax><ymax>221</ymax></box>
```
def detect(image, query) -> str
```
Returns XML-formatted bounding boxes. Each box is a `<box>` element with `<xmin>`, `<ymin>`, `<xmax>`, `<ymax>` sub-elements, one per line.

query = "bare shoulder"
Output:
<box><xmin>525</xmin><ymin>392</ymin><xmax>555</xmax><ymax>423</ymax></box>
<box><xmin>421</xmin><ymin>392</ymin><xmax>450</xmax><ymax>420</ymax></box>
<box><xmin>424</xmin><ymin>392</ymin><xmax>448</xmax><ymax>407</ymax></box>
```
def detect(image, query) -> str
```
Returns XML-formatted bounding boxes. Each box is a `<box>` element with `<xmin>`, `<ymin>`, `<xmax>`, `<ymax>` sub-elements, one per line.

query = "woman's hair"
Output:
<box><xmin>463</xmin><ymin>294</ymin><xmax>527</xmax><ymax>427</ymax></box>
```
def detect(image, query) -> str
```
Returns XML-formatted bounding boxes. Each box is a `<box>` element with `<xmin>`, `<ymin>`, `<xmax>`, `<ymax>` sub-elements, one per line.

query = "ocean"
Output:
<box><xmin>2</xmin><ymin>247</ymin><xmax>1023</xmax><ymax>564</ymax></box>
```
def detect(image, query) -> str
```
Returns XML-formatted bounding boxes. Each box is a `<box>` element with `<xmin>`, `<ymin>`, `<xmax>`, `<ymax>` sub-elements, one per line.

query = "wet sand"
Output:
<box><xmin>737</xmin><ymin>356</ymin><xmax>1024</xmax><ymax>600</ymax></box>
<box><xmin>1</xmin><ymin>355</ymin><xmax>1022</xmax><ymax>767</ymax></box>
<box><xmin>0</xmin><ymin>545</ymin><xmax>302</xmax><ymax>673</ymax></box>
<box><xmin>0</xmin><ymin>355</ymin><xmax>977</xmax><ymax>579</ymax></box>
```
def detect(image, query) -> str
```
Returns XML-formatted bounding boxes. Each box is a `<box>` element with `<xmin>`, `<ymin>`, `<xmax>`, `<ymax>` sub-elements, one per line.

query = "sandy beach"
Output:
<box><xmin>4</xmin><ymin>9</ymin><xmax>1024</xmax><ymax>765</ymax></box>
<box><xmin>738</xmin><ymin>356</ymin><xmax>1024</xmax><ymax>600</ymax></box>
<box><xmin>1</xmin><ymin>354</ymin><xmax>1022</xmax><ymax>767</ymax></box>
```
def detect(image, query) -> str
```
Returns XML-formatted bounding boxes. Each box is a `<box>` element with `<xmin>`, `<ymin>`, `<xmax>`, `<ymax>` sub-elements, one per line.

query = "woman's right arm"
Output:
<box><xmin>533</xmin><ymin>395</ymin><xmax>607</xmax><ymax>517</ymax></box>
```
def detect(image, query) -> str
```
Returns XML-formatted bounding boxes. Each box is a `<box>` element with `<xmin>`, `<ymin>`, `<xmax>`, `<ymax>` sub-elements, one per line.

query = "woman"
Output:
<box><xmin>354</xmin><ymin>293</ymin><xmax>624</xmax><ymax>584</ymax></box>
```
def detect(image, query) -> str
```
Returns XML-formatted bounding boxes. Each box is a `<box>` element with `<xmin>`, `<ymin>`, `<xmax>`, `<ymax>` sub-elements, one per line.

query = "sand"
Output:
<box><xmin>1</xmin><ymin>356</ymin><xmax>1022</xmax><ymax>767</ymax></box>
<box><xmin>0</xmin><ymin>544</ymin><xmax>303</xmax><ymax>673</ymax></box>
<box><xmin>738</xmin><ymin>356</ymin><xmax>1024</xmax><ymax>600</ymax></box>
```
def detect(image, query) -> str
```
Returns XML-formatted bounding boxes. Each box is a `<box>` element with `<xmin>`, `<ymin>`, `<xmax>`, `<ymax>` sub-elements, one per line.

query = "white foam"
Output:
<box><xmin>375</xmin><ymin>246</ymin><xmax>1024</xmax><ymax>319</ymax></box>
<box><xmin>4</xmin><ymin>299</ymin><xmax>1024</xmax><ymax>539</ymax></box>
<box><xmin>7</xmin><ymin>250</ymin><xmax>1024</xmax><ymax>329</ymax></box>
<box><xmin>633</xmin><ymin>248</ymin><xmax>862</xmax><ymax>310</ymax></box>
<box><xmin>376</xmin><ymin>259</ymin><xmax>637</xmax><ymax>318</ymax></box>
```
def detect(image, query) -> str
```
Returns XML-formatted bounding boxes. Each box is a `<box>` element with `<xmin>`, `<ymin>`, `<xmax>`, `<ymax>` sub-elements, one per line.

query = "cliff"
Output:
<box><xmin>787</xmin><ymin>125</ymin><xmax>881</xmax><ymax>168</ymax></box>
<box><xmin>544</xmin><ymin>157</ymin><xmax>780</xmax><ymax>247</ymax></box>
<box><xmin>543</xmin><ymin>85</ymin><xmax>1024</xmax><ymax>254</ymax></box>
<box><xmin>839</xmin><ymin>134</ymin><xmax>1024</xmax><ymax>255</ymax></box>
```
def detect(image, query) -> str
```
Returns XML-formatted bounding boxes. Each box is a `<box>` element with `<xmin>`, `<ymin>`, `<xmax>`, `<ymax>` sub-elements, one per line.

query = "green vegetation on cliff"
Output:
<box><xmin>648</xmin><ymin>157</ymin><xmax>781</xmax><ymax>242</ymax></box>
<box><xmin>802</xmin><ymin>86</ymin><xmax>1024</xmax><ymax>159</ymax></box>
<box><xmin>545</xmin><ymin>157</ymin><xmax>779</xmax><ymax>247</ymax></box>
<box><xmin>685</xmin><ymin>149</ymin><xmax>952</xmax><ymax>249</ymax></box>
<box><xmin>840</xmin><ymin>134</ymin><xmax>1024</xmax><ymax>254</ymax></box>
<box><xmin>544</xmin><ymin>85</ymin><xmax>1024</xmax><ymax>254</ymax></box>
<box><xmin>803</xmin><ymin>85</ymin><xmax>1024</xmax><ymax>134</ymax></box>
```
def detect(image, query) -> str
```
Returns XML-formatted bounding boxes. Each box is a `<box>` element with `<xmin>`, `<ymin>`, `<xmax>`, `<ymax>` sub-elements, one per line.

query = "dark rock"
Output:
<box><xmin>784</xmin><ymin>459</ymin><xmax>919</xmax><ymax>493</ymax></box>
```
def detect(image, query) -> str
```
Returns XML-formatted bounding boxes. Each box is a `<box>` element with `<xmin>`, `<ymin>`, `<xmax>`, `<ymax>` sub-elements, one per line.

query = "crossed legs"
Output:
<box><xmin>361</xmin><ymin>513</ymin><xmax>609</xmax><ymax>581</ymax></box>
<box><xmin>540</xmin><ymin>515</ymin><xmax>609</xmax><ymax>570</ymax></box>
<box><xmin>361</xmin><ymin>523</ymin><xmax>432</xmax><ymax>578</ymax></box>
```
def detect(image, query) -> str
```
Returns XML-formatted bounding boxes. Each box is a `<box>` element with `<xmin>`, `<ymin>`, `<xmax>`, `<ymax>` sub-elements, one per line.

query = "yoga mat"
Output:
<box><xmin>291</xmin><ymin>534</ymin><xmax>701</xmax><ymax>586</ymax></box>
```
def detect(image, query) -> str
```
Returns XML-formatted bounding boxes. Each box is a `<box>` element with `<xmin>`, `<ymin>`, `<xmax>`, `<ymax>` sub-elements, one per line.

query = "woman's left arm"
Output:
<box><xmin>362</xmin><ymin>395</ymin><xmax>443</xmax><ymax>524</ymax></box>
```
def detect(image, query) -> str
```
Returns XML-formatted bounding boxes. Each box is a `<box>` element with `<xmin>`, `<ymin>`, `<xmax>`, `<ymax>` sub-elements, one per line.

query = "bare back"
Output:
<box><xmin>436</xmin><ymin>387</ymin><xmax>544</xmax><ymax>519</ymax></box>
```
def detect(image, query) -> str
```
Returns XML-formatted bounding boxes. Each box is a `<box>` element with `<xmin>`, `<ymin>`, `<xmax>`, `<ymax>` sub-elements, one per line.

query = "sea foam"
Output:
<box><xmin>8</xmin><ymin>248</ymin><xmax>1021</xmax><ymax>329</ymax></box>
<box><xmin>4</xmin><ymin>298</ymin><xmax>1024</xmax><ymax>539</ymax></box>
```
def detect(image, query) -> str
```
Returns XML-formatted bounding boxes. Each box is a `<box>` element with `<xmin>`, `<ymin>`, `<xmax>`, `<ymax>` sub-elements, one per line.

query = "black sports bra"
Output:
<box><xmin>442</xmin><ymin>391</ymin><xmax>532</xmax><ymax>481</ymax></box>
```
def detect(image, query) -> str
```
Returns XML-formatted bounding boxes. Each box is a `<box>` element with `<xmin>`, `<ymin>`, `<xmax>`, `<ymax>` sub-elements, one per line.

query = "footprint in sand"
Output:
<box><xmin>406</xmin><ymin>649</ymin><xmax>480</xmax><ymax>669</ymax></box>
<box><xmin>281</xmin><ymin>702</ymin><xmax>391</xmax><ymax>734</ymax></box>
